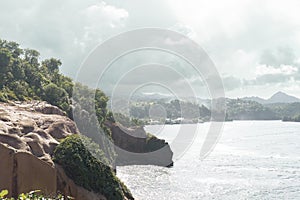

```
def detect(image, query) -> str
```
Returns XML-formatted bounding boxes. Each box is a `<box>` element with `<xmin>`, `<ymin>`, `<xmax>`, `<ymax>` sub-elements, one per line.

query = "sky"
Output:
<box><xmin>1</xmin><ymin>0</ymin><xmax>300</xmax><ymax>99</ymax></box>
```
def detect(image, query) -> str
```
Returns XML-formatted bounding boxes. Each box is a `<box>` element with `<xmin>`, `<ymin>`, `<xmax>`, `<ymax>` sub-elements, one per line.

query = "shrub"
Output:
<box><xmin>0</xmin><ymin>189</ymin><xmax>72</xmax><ymax>200</ymax></box>
<box><xmin>53</xmin><ymin>135</ymin><xmax>132</xmax><ymax>200</ymax></box>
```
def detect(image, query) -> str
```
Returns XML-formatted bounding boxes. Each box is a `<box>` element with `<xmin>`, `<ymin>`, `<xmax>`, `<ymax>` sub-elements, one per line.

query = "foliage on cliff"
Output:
<box><xmin>53</xmin><ymin>135</ymin><xmax>133</xmax><ymax>200</ymax></box>
<box><xmin>0</xmin><ymin>38</ymin><xmax>116</xmax><ymax>164</ymax></box>
<box><xmin>71</xmin><ymin>83</ymin><xmax>116</xmax><ymax>164</ymax></box>
<box><xmin>0</xmin><ymin>39</ymin><xmax>73</xmax><ymax>116</ymax></box>
<box><xmin>0</xmin><ymin>38</ymin><xmax>110</xmax><ymax>125</ymax></box>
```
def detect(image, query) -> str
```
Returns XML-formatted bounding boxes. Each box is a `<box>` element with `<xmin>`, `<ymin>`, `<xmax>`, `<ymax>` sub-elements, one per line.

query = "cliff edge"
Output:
<box><xmin>108</xmin><ymin>122</ymin><xmax>174</xmax><ymax>167</ymax></box>
<box><xmin>0</xmin><ymin>101</ymin><xmax>133</xmax><ymax>199</ymax></box>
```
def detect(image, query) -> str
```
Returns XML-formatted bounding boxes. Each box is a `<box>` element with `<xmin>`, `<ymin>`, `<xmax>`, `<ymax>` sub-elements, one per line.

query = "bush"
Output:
<box><xmin>0</xmin><ymin>189</ymin><xmax>72</xmax><ymax>200</ymax></box>
<box><xmin>53</xmin><ymin>135</ymin><xmax>132</xmax><ymax>200</ymax></box>
<box><xmin>0</xmin><ymin>92</ymin><xmax>7</xmax><ymax>102</ymax></box>
<box><xmin>43</xmin><ymin>83</ymin><xmax>69</xmax><ymax>107</ymax></box>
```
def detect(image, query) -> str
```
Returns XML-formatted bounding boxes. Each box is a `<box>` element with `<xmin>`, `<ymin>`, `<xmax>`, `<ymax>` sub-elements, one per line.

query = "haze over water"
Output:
<box><xmin>117</xmin><ymin>121</ymin><xmax>300</xmax><ymax>199</ymax></box>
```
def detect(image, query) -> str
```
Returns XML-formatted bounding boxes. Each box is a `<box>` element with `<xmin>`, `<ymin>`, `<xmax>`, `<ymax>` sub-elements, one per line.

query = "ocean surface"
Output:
<box><xmin>117</xmin><ymin>121</ymin><xmax>300</xmax><ymax>199</ymax></box>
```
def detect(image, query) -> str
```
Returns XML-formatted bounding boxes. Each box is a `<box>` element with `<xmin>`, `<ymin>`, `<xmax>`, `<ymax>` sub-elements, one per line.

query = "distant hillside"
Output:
<box><xmin>265</xmin><ymin>102</ymin><xmax>300</xmax><ymax>119</ymax></box>
<box><xmin>225</xmin><ymin>99</ymin><xmax>278</xmax><ymax>120</ymax></box>
<box><xmin>268</xmin><ymin>91</ymin><xmax>300</xmax><ymax>103</ymax></box>
<box><xmin>131</xmin><ymin>92</ymin><xmax>172</xmax><ymax>102</ymax></box>
<box><xmin>242</xmin><ymin>91</ymin><xmax>300</xmax><ymax>104</ymax></box>
<box><xmin>112</xmin><ymin>94</ymin><xmax>300</xmax><ymax>122</ymax></box>
<box><xmin>242</xmin><ymin>96</ymin><xmax>266</xmax><ymax>104</ymax></box>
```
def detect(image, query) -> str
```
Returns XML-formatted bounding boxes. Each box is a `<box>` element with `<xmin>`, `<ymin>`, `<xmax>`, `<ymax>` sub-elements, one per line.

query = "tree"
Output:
<box><xmin>43</xmin><ymin>83</ymin><xmax>68</xmax><ymax>108</ymax></box>
<box><xmin>42</xmin><ymin>58</ymin><xmax>62</xmax><ymax>74</ymax></box>
<box><xmin>24</xmin><ymin>49</ymin><xmax>40</xmax><ymax>67</ymax></box>
<box><xmin>0</xmin><ymin>48</ymin><xmax>12</xmax><ymax>88</ymax></box>
<box><xmin>0</xmin><ymin>39</ymin><xmax>23</xmax><ymax>58</ymax></box>
<box><xmin>0</xmin><ymin>48</ymin><xmax>12</xmax><ymax>68</ymax></box>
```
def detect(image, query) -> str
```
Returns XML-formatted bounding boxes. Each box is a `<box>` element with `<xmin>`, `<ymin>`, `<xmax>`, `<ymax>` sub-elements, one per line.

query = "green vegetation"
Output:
<box><xmin>266</xmin><ymin>102</ymin><xmax>300</xmax><ymax>120</ymax></box>
<box><xmin>123</xmin><ymin>98</ymin><xmax>278</xmax><ymax>122</ymax></box>
<box><xmin>53</xmin><ymin>135</ymin><xmax>132</xmax><ymax>200</ymax></box>
<box><xmin>124</xmin><ymin>98</ymin><xmax>300</xmax><ymax>122</ymax></box>
<box><xmin>113</xmin><ymin>112</ymin><xmax>145</xmax><ymax>127</ymax></box>
<box><xmin>0</xmin><ymin>189</ymin><xmax>72</xmax><ymax>200</ymax></box>
<box><xmin>282</xmin><ymin>114</ymin><xmax>300</xmax><ymax>122</ymax></box>
<box><xmin>0</xmin><ymin>39</ymin><xmax>73</xmax><ymax>115</ymax></box>
<box><xmin>0</xmin><ymin>38</ymin><xmax>133</xmax><ymax>198</ymax></box>
<box><xmin>0</xmin><ymin>38</ymin><xmax>116</xmax><ymax>164</ymax></box>
<box><xmin>127</xmin><ymin>99</ymin><xmax>211</xmax><ymax>123</ymax></box>
<box><xmin>225</xmin><ymin>99</ymin><xmax>278</xmax><ymax>120</ymax></box>
<box><xmin>0</xmin><ymin>38</ymin><xmax>109</xmax><ymax>126</ymax></box>
<box><xmin>72</xmin><ymin>83</ymin><xmax>116</xmax><ymax>165</ymax></box>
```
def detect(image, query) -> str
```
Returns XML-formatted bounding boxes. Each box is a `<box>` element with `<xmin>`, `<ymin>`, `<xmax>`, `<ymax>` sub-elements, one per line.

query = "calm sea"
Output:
<box><xmin>117</xmin><ymin>121</ymin><xmax>300</xmax><ymax>199</ymax></box>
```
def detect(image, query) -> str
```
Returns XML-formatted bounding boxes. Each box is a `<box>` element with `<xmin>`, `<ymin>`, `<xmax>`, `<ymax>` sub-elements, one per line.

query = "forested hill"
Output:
<box><xmin>225</xmin><ymin>98</ymin><xmax>278</xmax><ymax>120</ymax></box>
<box><xmin>0</xmin><ymin>39</ymin><xmax>112</xmax><ymax>125</ymax></box>
<box><xmin>225</xmin><ymin>99</ymin><xmax>300</xmax><ymax>121</ymax></box>
<box><xmin>115</xmin><ymin>97</ymin><xmax>300</xmax><ymax>122</ymax></box>
<box><xmin>0</xmin><ymin>39</ymin><xmax>73</xmax><ymax>113</ymax></box>
<box><xmin>0</xmin><ymin>38</ymin><xmax>117</xmax><ymax>161</ymax></box>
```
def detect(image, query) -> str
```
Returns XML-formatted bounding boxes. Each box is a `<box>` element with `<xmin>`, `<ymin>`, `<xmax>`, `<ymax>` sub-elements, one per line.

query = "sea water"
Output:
<box><xmin>117</xmin><ymin>121</ymin><xmax>300</xmax><ymax>199</ymax></box>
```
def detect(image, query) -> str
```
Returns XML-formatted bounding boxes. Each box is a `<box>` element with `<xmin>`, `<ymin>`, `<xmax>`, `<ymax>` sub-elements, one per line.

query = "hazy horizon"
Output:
<box><xmin>135</xmin><ymin>90</ymin><xmax>300</xmax><ymax>99</ymax></box>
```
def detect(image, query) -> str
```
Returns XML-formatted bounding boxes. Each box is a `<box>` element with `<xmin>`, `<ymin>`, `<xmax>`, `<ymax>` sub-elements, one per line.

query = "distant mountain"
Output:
<box><xmin>132</xmin><ymin>92</ymin><xmax>173</xmax><ymax>102</ymax></box>
<box><xmin>242</xmin><ymin>96</ymin><xmax>267</xmax><ymax>104</ymax></box>
<box><xmin>268</xmin><ymin>91</ymin><xmax>300</xmax><ymax>103</ymax></box>
<box><xmin>243</xmin><ymin>91</ymin><xmax>300</xmax><ymax>104</ymax></box>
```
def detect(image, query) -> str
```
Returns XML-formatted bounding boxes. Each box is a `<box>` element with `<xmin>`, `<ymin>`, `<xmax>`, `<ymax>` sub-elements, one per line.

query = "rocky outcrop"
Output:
<box><xmin>0</xmin><ymin>144</ymin><xmax>57</xmax><ymax>197</ymax></box>
<box><xmin>0</xmin><ymin>101</ymin><xmax>117</xmax><ymax>199</ymax></box>
<box><xmin>0</xmin><ymin>143</ymin><xmax>107</xmax><ymax>199</ymax></box>
<box><xmin>108</xmin><ymin>122</ymin><xmax>174</xmax><ymax>167</ymax></box>
<box><xmin>0</xmin><ymin>101</ymin><xmax>77</xmax><ymax>166</ymax></box>
<box><xmin>110</xmin><ymin>125</ymin><xmax>147</xmax><ymax>153</ymax></box>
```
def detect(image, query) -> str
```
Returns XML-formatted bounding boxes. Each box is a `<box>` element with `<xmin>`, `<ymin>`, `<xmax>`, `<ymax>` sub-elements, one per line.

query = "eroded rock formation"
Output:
<box><xmin>0</xmin><ymin>101</ymin><xmax>108</xmax><ymax>199</ymax></box>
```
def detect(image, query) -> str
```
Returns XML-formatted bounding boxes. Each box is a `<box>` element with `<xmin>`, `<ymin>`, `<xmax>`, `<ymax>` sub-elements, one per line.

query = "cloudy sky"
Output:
<box><xmin>1</xmin><ymin>0</ymin><xmax>300</xmax><ymax>99</ymax></box>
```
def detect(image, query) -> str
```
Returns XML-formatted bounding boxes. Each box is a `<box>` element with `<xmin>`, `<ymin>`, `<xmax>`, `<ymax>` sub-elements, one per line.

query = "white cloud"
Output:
<box><xmin>255</xmin><ymin>64</ymin><xmax>298</xmax><ymax>76</ymax></box>
<box><xmin>0</xmin><ymin>0</ymin><xmax>130</xmax><ymax>77</ymax></box>
<box><xmin>77</xmin><ymin>2</ymin><xmax>129</xmax><ymax>50</ymax></box>
<box><xmin>167</xmin><ymin>0</ymin><xmax>250</xmax><ymax>42</ymax></box>
<box><xmin>170</xmin><ymin>23</ymin><xmax>197</xmax><ymax>39</ymax></box>
<box><xmin>84</xmin><ymin>2</ymin><xmax>129</xmax><ymax>28</ymax></box>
